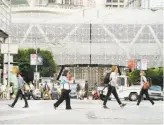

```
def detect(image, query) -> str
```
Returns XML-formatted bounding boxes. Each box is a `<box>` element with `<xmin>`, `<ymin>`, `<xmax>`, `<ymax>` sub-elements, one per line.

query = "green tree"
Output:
<box><xmin>128</xmin><ymin>70</ymin><xmax>140</xmax><ymax>85</ymax></box>
<box><xmin>128</xmin><ymin>68</ymin><xmax>163</xmax><ymax>88</ymax></box>
<box><xmin>0</xmin><ymin>54</ymin><xmax>3</xmax><ymax>69</ymax></box>
<box><xmin>13</xmin><ymin>48</ymin><xmax>56</xmax><ymax>83</ymax></box>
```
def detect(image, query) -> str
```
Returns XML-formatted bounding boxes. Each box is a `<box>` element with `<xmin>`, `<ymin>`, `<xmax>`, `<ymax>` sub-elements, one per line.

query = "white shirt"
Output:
<box><xmin>60</xmin><ymin>76</ymin><xmax>71</xmax><ymax>90</ymax></box>
<box><xmin>109</xmin><ymin>72</ymin><xmax>119</xmax><ymax>88</ymax></box>
<box><xmin>140</xmin><ymin>76</ymin><xmax>147</xmax><ymax>88</ymax></box>
<box><xmin>30</xmin><ymin>84</ymin><xmax>35</xmax><ymax>91</ymax></box>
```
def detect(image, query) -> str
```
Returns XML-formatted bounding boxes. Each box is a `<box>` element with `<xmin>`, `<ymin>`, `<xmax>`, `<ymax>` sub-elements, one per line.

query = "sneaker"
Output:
<box><xmin>22</xmin><ymin>105</ymin><xmax>29</xmax><ymax>108</ymax></box>
<box><xmin>120</xmin><ymin>103</ymin><xmax>126</xmax><ymax>108</ymax></box>
<box><xmin>66</xmin><ymin>107</ymin><xmax>72</xmax><ymax>110</ymax></box>
<box><xmin>103</xmin><ymin>105</ymin><xmax>109</xmax><ymax>109</ymax></box>
<box><xmin>8</xmin><ymin>104</ymin><xmax>14</xmax><ymax>108</ymax></box>
<box><xmin>53</xmin><ymin>104</ymin><xmax>57</xmax><ymax>110</ymax></box>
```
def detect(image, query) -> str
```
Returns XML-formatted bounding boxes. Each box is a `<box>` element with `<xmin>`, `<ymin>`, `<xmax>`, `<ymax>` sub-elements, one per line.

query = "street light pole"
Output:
<box><xmin>7</xmin><ymin>38</ymin><xmax>10</xmax><ymax>99</ymax></box>
<box><xmin>7</xmin><ymin>0</ymin><xmax>12</xmax><ymax>99</ymax></box>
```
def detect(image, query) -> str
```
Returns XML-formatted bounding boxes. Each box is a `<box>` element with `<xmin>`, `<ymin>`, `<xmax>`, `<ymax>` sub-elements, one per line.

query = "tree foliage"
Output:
<box><xmin>0</xmin><ymin>54</ymin><xmax>3</xmax><ymax>68</ymax></box>
<box><xmin>128</xmin><ymin>68</ymin><xmax>163</xmax><ymax>87</ymax></box>
<box><xmin>13</xmin><ymin>48</ymin><xmax>56</xmax><ymax>83</ymax></box>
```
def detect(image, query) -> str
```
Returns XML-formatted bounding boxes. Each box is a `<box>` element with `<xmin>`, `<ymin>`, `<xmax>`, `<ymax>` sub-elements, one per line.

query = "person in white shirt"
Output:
<box><xmin>137</xmin><ymin>71</ymin><xmax>154</xmax><ymax>106</ymax></box>
<box><xmin>28</xmin><ymin>82</ymin><xmax>36</xmax><ymax>100</ymax></box>
<box><xmin>103</xmin><ymin>66</ymin><xmax>126</xmax><ymax>109</ymax></box>
<box><xmin>53</xmin><ymin>70</ymin><xmax>72</xmax><ymax>110</ymax></box>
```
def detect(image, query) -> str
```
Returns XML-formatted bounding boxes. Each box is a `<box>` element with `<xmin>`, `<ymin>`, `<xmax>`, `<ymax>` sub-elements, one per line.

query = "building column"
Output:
<box><xmin>95</xmin><ymin>0</ymin><xmax>106</xmax><ymax>9</ymax></box>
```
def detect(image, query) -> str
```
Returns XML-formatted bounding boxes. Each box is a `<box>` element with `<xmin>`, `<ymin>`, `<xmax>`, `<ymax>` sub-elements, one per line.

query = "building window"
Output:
<box><xmin>65</xmin><ymin>0</ymin><xmax>69</xmax><ymax>4</ymax></box>
<box><xmin>113</xmin><ymin>0</ymin><xmax>118</xmax><ymax>3</ymax></box>
<box><xmin>113</xmin><ymin>5</ymin><xmax>118</xmax><ymax>7</ymax></box>
<box><xmin>107</xmin><ymin>0</ymin><xmax>112</xmax><ymax>2</ymax></box>
<box><xmin>49</xmin><ymin>0</ymin><xmax>56</xmax><ymax>3</ymax></box>
<box><xmin>120</xmin><ymin>0</ymin><xmax>124</xmax><ymax>3</ymax></box>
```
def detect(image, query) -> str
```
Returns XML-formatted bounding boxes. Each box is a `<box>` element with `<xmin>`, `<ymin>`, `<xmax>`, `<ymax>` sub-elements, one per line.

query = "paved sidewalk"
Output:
<box><xmin>0</xmin><ymin>100</ymin><xmax>163</xmax><ymax>124</ymax></box>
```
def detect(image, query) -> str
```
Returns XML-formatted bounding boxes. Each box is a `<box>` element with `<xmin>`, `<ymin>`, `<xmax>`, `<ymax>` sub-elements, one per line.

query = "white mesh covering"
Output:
<box><xmin>10</xmin><ymin>8</ymin><xmax>163</xmax><ymax>67</ymax></box>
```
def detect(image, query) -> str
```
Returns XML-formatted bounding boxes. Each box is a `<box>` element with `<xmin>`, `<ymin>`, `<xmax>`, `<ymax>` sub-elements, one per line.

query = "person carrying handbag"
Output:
<box><xmin>53</xmin><ymin>70</ymin><xmax>72</xmax><ymax>110</ymax></box>
<box><xmin>137</xmin><ymin>71</ymin><xmax>154</xmax><ymax>106</ymax></box>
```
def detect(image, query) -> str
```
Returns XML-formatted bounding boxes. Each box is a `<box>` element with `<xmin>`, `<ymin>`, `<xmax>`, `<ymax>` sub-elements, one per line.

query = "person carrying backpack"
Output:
<box><xmin>137</xmin><ymin>71</ymin><xmax>154</xmax><ymax>106</ymax></box>
<box><xmin>103</xmin><ymin>66</ymin><xmax>126</xmax><ymax>109</ymax></box>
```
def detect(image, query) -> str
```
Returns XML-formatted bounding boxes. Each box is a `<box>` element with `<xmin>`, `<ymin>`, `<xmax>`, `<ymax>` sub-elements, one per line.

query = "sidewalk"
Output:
<box><xmin>0</xmin><ymin>100</ymin><xmax>163</xmax><ymax>124</ymax></box>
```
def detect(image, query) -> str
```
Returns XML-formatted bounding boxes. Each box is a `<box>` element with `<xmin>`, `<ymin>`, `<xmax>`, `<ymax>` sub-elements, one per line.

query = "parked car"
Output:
<box><xmin>145</xmin><ymin>86</ymin><xmax>163</xmax><ymax>101</ymax></box>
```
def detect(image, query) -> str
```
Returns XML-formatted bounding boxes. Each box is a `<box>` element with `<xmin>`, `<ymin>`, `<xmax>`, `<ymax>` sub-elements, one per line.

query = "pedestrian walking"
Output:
<box><xmin>103</xmin><ymin>66</ymin><xmax>126</xmax><ymax>109</ymax></box>
<box><xmin>43</xmin><ymin>82</ymin><xmax>51</xmax><ymax>100</ymax></box>
<box><xmin>76</xmin><ymin>83</ymin><xmax>81</xmax><ymax>99</ymax></box>
<box><xmin>28</xmin><ymin>82</ymin><xmax>36</xmax><ymax>100</ymax></box>
<box><xmin>84</xmin><ymin>81</ymin><xmax>89</xmax><ymax>99</ymax></box>
<box><xmin>137</xmin><ymin>71</ymin><xmax>154</xmax><ymax>106</ymax></box>
<box><xmin>40</xmin><ymin>84</ymin><xmax>44</xmax><ymax>99</ymax></box>
<box><xmin>9</xmin><ymin>82</ymin><xmax>14</xmax><ymax>99</ymax></box>
<box><xmin>53</xmin><ymin>70</ymin><xmax>72</xmax><ymax>110</ymax></box>
<box><xmin>8</xmin><ymin>73</ymin><xmax>29</xmax><ymax>108</ymax></box>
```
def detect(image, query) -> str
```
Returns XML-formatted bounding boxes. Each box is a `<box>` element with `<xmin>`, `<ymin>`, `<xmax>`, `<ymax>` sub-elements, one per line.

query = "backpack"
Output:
<box><xmin>104</xmin><ymin>72</ymin><xmax>111</xmax><ymax>84</ymax></box>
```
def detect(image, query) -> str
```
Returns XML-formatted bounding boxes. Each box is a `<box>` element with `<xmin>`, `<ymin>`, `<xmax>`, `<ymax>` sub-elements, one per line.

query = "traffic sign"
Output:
<box><xmin>34</xmin><ymin>72</ymin><xmax>40</xmax><ymax>80</ymax></box>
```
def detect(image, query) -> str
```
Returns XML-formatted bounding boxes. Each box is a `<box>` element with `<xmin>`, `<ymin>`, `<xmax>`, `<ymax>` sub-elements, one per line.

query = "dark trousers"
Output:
<box><xmin>54</xmin><ymin>89</ymin><xmax>71</xmax><ymax>109</ymax></box>
<box><xmin>12</xmin><ymin>89</ymin><xmax>28</xmax><ymax>107</ymax></box>
<box><xmin>103</xmin><ymin>85</ymin><xmax>122</xmax><ymax>106</ymax></box>
<box><xmin>137</xmin><ymin>88</ymin><xmax>154</xmax><ymax>105</ymax></box>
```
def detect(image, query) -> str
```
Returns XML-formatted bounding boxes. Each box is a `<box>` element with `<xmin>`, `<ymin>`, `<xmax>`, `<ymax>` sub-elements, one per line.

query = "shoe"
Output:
<box><xmin>120</xmin><ymin>103</ymin><xmax>126</xmax><ymax>108</ymax></box>
<box><xmin>53</xmin><ymin>104</ymin><xmax>57</xmax><ymax>110</ymax></box>
<box><xmin>66</xmin><ymin>107</ymin><xmax>72</xmax><ymax>110</ymax></box>
<box><xmin>152</xmin><ymin>103</ymin><xmax>155</xmax><ymax>105</ymax></box>
<box><xmin>103</xmin><ymin>105</ymin><xmax>109</xmax><ymax>109</ymax></box>
<box><xmin>22</xmin><ymin>105</ymin><xmax>29</xmax><ymax>108</ymax></box>
<box><xmin>8</xmin><ymin>104</ymin><xmax>14</xmax><ymax>108</ymax></box>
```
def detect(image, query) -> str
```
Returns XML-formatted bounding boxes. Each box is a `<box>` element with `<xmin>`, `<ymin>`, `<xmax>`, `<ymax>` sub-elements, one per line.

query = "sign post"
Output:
<box><xmin>141</xmin><ymin>59</ymin><xmax>148</xmax><ymax>70</ymax></box>
<box><xmin>30</xmin><ymin>54</ymin><xmax>43</xmax><ymax>88</ymax></box>
<box><xmin>136</xmin><ymin>59</ymin><xmax>141</xmax><ymax>70</ymax></box>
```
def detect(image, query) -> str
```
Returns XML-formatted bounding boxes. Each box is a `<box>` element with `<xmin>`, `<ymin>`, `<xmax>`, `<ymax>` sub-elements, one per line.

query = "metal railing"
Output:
<box><xmin>12</xmin><ymin>4</ymin><xmax>84</xmax><ymax>9</ymax></box>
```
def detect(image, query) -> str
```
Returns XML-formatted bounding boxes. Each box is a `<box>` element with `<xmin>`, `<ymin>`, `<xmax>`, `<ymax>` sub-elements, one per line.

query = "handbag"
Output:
<box><xmin>142</xmin><ymin>77</ymin><xmax>150</xmax><ymax>90</ymax></box>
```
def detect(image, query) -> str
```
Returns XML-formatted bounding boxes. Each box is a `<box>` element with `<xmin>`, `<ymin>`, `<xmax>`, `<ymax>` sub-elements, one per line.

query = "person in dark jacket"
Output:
<box><xmin>76</xmin><ymin>84</ymin><xmax>81</xmax><ymax>99</ymax></box>
<box><xmin>53</xmin><ymin>70</ymin><xmax>72</xmax><ymax>110</ymax></box>
<box><xmin>84</xmin><ymin>81</ymin><xmax>89</xmax><ymax>99</ymax></box>
<box><xmin>8</xmin><ymin>73</ymin><xmax>29</xmax><ymax>108</ymax></box>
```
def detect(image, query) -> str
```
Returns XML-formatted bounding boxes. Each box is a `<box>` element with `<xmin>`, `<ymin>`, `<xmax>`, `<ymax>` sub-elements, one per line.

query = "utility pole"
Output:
<box><xmin>89</xmin><ymin>23</ymin><xmax>92</xmax><ymax>86</ymax></box>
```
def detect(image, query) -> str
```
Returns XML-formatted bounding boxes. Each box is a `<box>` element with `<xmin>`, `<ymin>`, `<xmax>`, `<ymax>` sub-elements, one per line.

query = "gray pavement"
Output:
<box><xmin>0</xmin><ymin>99</ymin><xmax>163</xmax><ymax>124</ymax></box>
